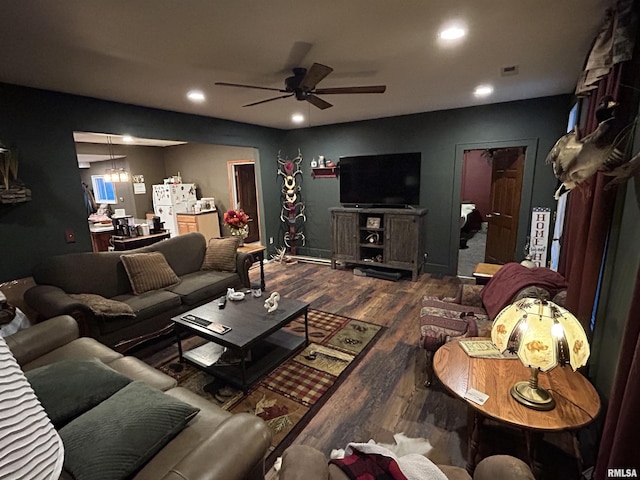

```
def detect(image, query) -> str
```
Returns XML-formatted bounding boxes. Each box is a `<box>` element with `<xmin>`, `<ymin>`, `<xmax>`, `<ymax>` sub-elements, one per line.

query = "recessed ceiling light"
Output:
<box><xmin>439</xmin><ymin>26</ymin><xmax>466</xmax><ymax>40</ymax></box>
<box><xmin>187</xmin><ymin>90</ymin><xmax>206</xmax><ymax>103</ymax></box>
<box><xmin>473</xmin><ymin>85</ymin><xmax>494</xmax><ymax>97</ymax></box>
<box><xmin>291</xmin><ymin>113</ymin><xmax>305</xmax><ymax>124</ymax></box>
<box><xmin>122</xmin><ymin>135</ymin><xmax>133</xmax><ymax>142</ymax></box>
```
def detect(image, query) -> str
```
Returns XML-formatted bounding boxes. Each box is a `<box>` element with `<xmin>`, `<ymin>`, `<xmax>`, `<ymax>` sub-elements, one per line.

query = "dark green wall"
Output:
<box><xmin>2</xmin><ymin>80</ymin><xmax>638</xmax><ymax>400</ymax></box>
<box><xmin>0</xmin><ymin>81</ymin><xmax>574</xmax><ymax>281</ymax></box>
<box><xmin>0</xmin><ymin>82</ymin><xmax>572</xmax><ymax>282</ymax></box>
<box><xmin>0</xmin><ymin>82</ymin><xmax>283</xmax><ymax>281</ymax></box>
<box><xmin>276</xmin><ymin>95</ymin><xmax>573</xmax><ymax>273</ymax></box>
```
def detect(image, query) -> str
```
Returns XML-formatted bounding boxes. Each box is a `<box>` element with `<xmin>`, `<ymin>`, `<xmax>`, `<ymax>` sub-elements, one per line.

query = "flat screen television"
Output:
<box><xmin>339</xmin><ymin>152</ymin><xmax>421</xmax><ymax>207</ymax></box>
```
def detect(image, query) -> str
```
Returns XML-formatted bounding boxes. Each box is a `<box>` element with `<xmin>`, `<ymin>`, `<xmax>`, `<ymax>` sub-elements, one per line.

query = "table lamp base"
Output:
<box><xmin>510</xmin><ymin>381</ymin><xmax>556</xmax><ymax>410</ymax></box>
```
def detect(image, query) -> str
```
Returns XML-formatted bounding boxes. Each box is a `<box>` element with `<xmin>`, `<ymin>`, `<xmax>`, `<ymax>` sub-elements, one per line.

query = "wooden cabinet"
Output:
<box><xmin>90</xmin><ymin>230</ymin><xmax>113</xmax><ymax>252</ymax></box>
<box><xmin>330</xmin><ymin>207</ymin><xmax>428</xmax><ymax>281</ymax></box>
<box><xmin>331</xmin><ymin>210</ymin><xmax>359</xmax><ymax>262</ymax></box>
<box><xmin>176</xmin><ymin>211</ymin><xmax>221</xmax><ymax>241</ymax></box>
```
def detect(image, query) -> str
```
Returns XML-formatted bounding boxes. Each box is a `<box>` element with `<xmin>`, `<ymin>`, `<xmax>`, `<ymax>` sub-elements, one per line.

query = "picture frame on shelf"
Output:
<box><xmin>366</xmin><ymin>217</ymin><xmax>381</xmax><ymax>229</ymax></box>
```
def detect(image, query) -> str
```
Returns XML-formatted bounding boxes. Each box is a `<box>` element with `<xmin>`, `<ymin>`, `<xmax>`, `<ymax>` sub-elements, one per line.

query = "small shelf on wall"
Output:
<box><xmin>311</xmin><ymin>166</ymin><xmax>338</xmax><ymax>178</ymax></box>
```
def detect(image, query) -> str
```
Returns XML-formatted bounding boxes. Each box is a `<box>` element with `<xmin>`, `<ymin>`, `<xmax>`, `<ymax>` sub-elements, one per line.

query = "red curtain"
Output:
<box><xmin>558</xmin><ymin>66</ymin><xmax>622</xmax><ymax>333</ymax></box>
<box><xmin>594</xmin><ymin>265</ymin><xmax>640</xmax><ymax>477</ymax></box>
<box><xmin>558</xmin><ymin>3</ymin><xmax>640</xmax><ymax>475</ymax></box>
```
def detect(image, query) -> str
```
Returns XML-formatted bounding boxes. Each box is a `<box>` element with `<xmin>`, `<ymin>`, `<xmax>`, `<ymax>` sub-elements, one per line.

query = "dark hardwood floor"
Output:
<box><xmin>254</xmin><ymin>260</ymin><xmax>591</xmax><ymax>480</ymax></box>
<box><xmin>252</xmin><ymin>260</ymin><xmax>471</xmax><ymax>476</ymax></box>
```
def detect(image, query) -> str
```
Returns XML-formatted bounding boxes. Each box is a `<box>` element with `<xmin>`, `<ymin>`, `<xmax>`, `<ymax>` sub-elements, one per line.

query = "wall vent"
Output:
<box><xmin>501</xmin><ymin>65</ymin><xmax>519</xmax><ymax>76</ymax></box>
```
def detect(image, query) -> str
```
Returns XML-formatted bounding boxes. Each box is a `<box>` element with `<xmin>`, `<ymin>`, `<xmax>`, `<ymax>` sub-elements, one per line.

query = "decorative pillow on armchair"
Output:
<box><xmin>26</xmin><ymin>359</ymin><xmax>132</xmax><ymax>428</ymax></box>
<box><xmin>201</xmin><ymin>236</ymin><xmax>241</xmax><ymax>272</ymax></box>
<box><xmin>59</xmin><ymin>381</ymin><xmax>199</xmax><ymax>480</ymax></box>
<box><xmin>419</xmin><ymin>298</ymin><xmax>489</xmax><ymax>350</ymax></box>
<box><xmin>442</xmin><ymin>284</ymin><xmax>484</xmax><ymax>308</ymax></box>
<box><xmin>120</xmin><ymin>252</ymin><xmax>180</xmax><ymax>295</ymax></box>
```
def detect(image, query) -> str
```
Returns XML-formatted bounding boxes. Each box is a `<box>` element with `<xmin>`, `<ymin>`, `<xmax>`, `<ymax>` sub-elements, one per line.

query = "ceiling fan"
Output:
<box><xmin>214</xmin><ymin>63</ymin><xmax>386</xmax><ymax>110</ymax></box>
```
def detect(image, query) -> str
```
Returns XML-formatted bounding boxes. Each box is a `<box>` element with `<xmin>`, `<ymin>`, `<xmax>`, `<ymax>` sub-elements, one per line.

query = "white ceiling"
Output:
<box><xmin>1</xmin><ymin>1</ymin><xmax>607</xmax><ymax>130</ymax></box>
<box><xmin>73</xmin><ymin>132</ymin><xmax>186</xmax><ymax>147</ymax></box>
<box><xmin>74</xmin><ymin>132</ymin><xmax>186</xmax><ymax>165</ymax></box>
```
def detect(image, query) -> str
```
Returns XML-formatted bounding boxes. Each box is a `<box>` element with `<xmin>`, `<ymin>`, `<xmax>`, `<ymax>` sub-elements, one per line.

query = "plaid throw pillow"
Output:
<box><xmin>201</xmin><ymin>237</ymin><xmax>241</xmax><ymax>272</ymax></box>
<box><xmin>120</xmin><ymin>252</ymin><xmax>180</xmax><ymax>295</ymax></box>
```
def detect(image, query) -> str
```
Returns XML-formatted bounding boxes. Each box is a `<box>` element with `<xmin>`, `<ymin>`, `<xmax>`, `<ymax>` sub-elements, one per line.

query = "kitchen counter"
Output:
<box><xmin>111</xmin><ymin>231</ymin><xmax>170</xmax><ymax>250</ymax></box>
<box><xmin>89</xmin><ymin>223</ymin><xmax>114</xmax><ymax>233</ymax></box>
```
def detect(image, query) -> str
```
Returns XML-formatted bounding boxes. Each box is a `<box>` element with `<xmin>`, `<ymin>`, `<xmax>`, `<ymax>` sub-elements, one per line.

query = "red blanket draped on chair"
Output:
<box><xmin>480</xmin><ymin>263</ymin><xmax>568</xmax><ymax>319</ymax></box>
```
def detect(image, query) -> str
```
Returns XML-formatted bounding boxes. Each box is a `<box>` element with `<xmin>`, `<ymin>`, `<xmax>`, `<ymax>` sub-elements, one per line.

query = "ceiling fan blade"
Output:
<box><xmin>301</xmin><ymin>63</ymin><xmax>333</xmax><ymax>91</ymax></box>
<box><xmin>306</xmin><ymin>94</ymin><xmax>333</xmax><ymax>110</ymax></box>
<box><xmin>314</xmin><ymin>85</ymin><xmax>387</xmax><ymax>95</ymax></box>
<box><xmin>284</xmin><ymin>41</ymin><xmax>313</xmax><ymax>70</ymax></box>
<box><xmin>215</xmin><ymin>82</ymin><xmax>287</xmax><ymax>93</ymax></box>
<box><xmin>243</xmin><ymin>94</ymin><xmax>294</xmax><ymax>107</ymax></box>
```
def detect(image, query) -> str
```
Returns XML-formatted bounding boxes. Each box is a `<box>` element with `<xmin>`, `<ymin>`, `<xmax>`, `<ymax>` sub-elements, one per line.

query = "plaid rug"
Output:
<box><xmin>156</xmin><ymin>309</ymin><xmax>384</xmax><ymax>465</ymax></box>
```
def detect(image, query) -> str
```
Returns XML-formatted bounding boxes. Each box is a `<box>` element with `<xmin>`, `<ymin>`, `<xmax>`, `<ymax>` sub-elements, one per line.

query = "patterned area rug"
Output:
<box><xmin>156</xmin><ymin>309</ymin><xmax>384</xmax><ymax>465</ymax></box>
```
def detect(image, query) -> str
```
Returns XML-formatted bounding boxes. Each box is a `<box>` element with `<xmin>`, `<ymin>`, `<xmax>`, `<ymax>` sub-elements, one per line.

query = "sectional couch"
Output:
<box><xmin>24</xmin><ymin>232</ymin><xmax>251</xmax><ymax>352</ymax></box>
<box><xmin>5</xmin><ymin>314</ymin><xmax>271</xmax><ymax>480</ymax></box>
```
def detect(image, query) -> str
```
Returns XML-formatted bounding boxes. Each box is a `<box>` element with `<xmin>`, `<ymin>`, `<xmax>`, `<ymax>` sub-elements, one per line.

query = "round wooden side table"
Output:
<box><xmin>433</xmin><ymin>338</ymin><xmax>601</xmax><ymax>477</ymax></box>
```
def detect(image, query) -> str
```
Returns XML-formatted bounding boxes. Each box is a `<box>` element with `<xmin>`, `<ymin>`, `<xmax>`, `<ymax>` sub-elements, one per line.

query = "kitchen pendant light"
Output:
<box><xmin>105</xmin><ymin>136</ymin><xmax>130</xmax><ymax>183</ymax></box>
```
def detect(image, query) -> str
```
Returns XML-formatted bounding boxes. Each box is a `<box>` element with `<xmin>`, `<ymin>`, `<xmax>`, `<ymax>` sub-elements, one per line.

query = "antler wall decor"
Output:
<box><xmin>277</xmin><ymin>150</ymin><xmax>306</xmax><ymax>255</ymax></box>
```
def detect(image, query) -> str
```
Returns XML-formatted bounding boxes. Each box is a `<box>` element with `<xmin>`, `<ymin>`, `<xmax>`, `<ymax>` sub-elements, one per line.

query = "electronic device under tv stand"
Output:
<box><xmin>329</xmin><ymin>206</ymin><xmax>428</xmax><ymax>281</ymax></box>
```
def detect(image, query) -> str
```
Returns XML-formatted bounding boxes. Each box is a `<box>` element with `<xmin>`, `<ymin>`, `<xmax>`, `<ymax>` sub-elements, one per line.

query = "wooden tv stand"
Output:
<box><xmin>329</xmin><ymin>207</ymin><xmax>428</xmax><ymax>281</ymax></box>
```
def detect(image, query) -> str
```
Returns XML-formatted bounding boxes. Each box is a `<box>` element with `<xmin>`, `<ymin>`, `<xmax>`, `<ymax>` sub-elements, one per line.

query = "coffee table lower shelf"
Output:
<box><xmin>181</xmin><ymin>329</ymin><xmax>305</xmax><ymax>391</ymax></box>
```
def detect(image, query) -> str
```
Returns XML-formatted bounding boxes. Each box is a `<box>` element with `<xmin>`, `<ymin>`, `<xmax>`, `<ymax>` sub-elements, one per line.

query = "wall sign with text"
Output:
<box><xmin>529</xmin><ymin>207</ymin><xmax>551</xmax><ymax>268</ymax></box>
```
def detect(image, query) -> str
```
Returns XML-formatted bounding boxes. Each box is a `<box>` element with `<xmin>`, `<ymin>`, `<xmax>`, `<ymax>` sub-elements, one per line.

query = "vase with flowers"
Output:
<box><xmin>223</xmin><ymin>208</ymin><xmax>250</xmax><ymax>245</ymax></box>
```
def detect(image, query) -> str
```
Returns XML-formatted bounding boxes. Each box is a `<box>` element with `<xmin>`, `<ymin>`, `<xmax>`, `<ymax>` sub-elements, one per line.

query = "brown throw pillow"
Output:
<box><xmin>201</xmin><ymin>237</ymin><xmax>241</xmax><ymax>272</ymax></box>
<box><xmin>120</xmin><ymin>252</ymin><xmax>180</xmax><ymax>295</ymax></box>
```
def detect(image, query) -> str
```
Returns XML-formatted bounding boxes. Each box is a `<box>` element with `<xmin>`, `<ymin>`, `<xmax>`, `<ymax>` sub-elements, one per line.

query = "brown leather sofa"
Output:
<box><xmin>24</xmin><ymin>232</ymin><xmax>253</xmax><ymax>352</ymax></box>
<box><xmin>279</xmin><ymin>445</ymin><xmax>535</xmax><ymax>480</ymax></box>
<box><xmin>5</xmin><ymin>315</ymin><xmax>271</xmax><ymax>480</ymax></box>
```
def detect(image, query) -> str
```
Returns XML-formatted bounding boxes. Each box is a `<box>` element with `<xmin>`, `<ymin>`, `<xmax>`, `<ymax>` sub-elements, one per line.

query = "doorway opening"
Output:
<box><xmin>228</xmin><ymin>160</ymin><xmax>261</xmax><ymax>244</ymax></box>
<box><xmin>457</xmin><ymin>146</ymin><xmax>526</xmax><ymax>277</ymax></box>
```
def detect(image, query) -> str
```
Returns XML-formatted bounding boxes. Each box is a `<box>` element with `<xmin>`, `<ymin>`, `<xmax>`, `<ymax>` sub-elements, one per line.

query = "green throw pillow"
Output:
<box><xmin>26</xmin><ymin>358</ymin><xmax>132</xmax><ymax>428</ymax></box>
<box><xmin>59</xmin><ymin>381</ymin><xmax>200</xmax><ymax>480</ymax></box>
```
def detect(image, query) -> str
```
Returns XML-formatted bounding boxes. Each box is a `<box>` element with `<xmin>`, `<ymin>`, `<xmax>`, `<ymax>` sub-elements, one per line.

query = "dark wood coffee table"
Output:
<box><xmin>172</xmin><ymin>294</ymin><xmax>309</xmax><ymax>391</ymax></box>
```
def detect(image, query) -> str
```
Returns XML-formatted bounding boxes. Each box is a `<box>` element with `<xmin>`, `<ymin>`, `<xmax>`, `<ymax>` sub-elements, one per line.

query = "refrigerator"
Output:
<box><xmin>152</xmin><ymin>183</ymin><xmax>197</xmax><ymax>237</ymax></box>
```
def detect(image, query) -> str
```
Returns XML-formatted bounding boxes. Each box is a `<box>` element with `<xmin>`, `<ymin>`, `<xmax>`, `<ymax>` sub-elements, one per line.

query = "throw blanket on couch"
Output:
<box><xmin>480</xmin><ymin>263</ymin><xmax>568</xmax><ymax>319</ymax></box>
<box><xmin>330</xmin><ymin>442</ymin><xmax>447</xmax><ymax>480</ymax></box>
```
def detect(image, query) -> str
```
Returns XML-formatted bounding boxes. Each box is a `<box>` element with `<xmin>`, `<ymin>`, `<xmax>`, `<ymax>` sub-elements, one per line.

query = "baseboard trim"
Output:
<box><xmin>289</xmin><ymin>255</ymin><xmax>332</xmax><ymax>265</ymax></box>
